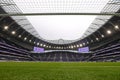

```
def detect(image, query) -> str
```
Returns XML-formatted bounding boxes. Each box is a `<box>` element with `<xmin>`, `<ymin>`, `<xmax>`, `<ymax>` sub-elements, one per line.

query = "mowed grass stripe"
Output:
<box><xmin>0</xmin><ymin>62</ymin><xmax>120</xmax><ymax>80</ymax></box>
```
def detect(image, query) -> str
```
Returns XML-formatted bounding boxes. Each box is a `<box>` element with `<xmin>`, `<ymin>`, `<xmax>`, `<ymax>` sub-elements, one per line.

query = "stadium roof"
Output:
<box><xmin>0</xmin><ymin>0</ymin><xmax>120</xmax><ymax>44</ymax></box>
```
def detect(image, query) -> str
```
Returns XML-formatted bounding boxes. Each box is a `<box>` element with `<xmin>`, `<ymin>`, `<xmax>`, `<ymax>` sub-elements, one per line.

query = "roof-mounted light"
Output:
<box><xmin>4</xmin><ymin>26</ymin><xmax>9</xmax><ymax>30</ymax></box>
<box><xmin>107</xmin><ymin>30</ymin><xmax>111</xmax><ymax>34</ymax></box>
<box><xmin>11</xmin><ymin>31</ymin><xmax>16</xmax><ymax>35</ymax></box>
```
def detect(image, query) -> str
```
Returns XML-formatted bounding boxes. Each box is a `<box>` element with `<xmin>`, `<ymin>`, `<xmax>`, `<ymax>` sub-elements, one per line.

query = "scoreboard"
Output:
<box><xmin>78</xmin><ymin>47</ymin><xmax>89</xmax><ymax>53</ymax></box>
<box><xmin>33</xmin><ymin>47</ymin><xmax>44</xmax><ymax>53</ymax></box>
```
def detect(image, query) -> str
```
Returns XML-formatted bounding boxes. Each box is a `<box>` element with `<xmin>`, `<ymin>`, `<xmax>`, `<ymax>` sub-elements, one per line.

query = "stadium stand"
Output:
<box><xmin>0</xmin><ymin>0</ymin><xmax>120</xmax><ymax>62</ymax></box>
<box><xmin>30</xmin><ymin>51</ymin><xmax>92</xmax><ymax>61</ymax></box>
<box><xmin>0</xmin><ymin>35</ymin><xmax>92</xmax><ymax>62</ymax></box>
<box><xmin>0</xmin><ymin>36</ymin><xmax>33</xmax><ymax>61</ymax></box>
<box><xmin>90</xmin><ymin>39</ymin><xmax>120</xmax><ymax>62</ymax></box>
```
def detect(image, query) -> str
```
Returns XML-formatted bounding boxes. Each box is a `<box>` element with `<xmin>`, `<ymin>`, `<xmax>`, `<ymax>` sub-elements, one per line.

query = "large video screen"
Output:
<box><xmin>33</xmin><ymin>47</ymin><xmax>44</xmax><ymax>53</ymax></box>
<box><xmin>78</xmin><ymin>47</ymin><xmax>89</xmax><ymax>53</ymax></box>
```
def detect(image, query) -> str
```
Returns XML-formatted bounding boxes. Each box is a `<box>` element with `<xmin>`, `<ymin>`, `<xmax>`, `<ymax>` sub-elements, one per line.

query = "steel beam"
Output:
<box><xmin>0</xmin><ymin>13</ymin><xmax>120</xmax><ymax>16</ymax></box>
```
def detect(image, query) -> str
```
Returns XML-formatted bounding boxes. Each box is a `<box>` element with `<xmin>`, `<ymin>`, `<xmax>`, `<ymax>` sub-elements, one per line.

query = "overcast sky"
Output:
<box><xmin>26</xmin><ymin>15</ymin><xmax>96</xmax><ymax>40</ymax></box>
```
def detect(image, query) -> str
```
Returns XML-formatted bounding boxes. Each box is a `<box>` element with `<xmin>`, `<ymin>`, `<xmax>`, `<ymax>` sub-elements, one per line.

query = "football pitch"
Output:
<box><xmin>0</xmin><ymin>62</ymin><xmax>120</xmax><ymax>80</ymax></box>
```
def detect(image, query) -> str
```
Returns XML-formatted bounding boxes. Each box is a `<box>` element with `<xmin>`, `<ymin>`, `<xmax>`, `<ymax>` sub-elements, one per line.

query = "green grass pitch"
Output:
<box><xmin>0</xmin><ymin>62</ymin><xmax>120</xmax><ymax>80</ymax></box>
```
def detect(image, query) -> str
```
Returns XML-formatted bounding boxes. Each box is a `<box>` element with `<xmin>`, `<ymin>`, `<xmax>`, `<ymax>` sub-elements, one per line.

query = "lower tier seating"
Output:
<box><xmin>30</xmin><ymin>51</ymin><xmax>92</xmax><ymax>61</ymax></box>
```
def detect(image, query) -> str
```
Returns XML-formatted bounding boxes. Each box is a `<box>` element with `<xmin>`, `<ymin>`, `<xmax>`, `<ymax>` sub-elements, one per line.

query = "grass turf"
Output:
<box><xmin>0</xmin><ymin>62</ymin><xmax>120</xmax><ymax>80</ymax></box>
